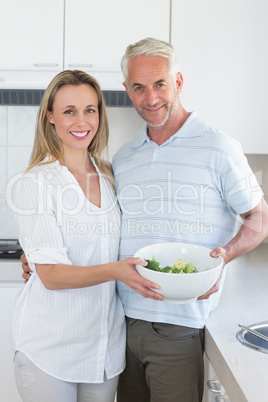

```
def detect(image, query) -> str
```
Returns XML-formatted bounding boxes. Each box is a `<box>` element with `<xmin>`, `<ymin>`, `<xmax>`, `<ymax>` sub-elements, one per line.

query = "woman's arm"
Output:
<box><xmin>36</xmin><ymin>257</ymin><xmax>163</xmax><ymax>301</ymax></box>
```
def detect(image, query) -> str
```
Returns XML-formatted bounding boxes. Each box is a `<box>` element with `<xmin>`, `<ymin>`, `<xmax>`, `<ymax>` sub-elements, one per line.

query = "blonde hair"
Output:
<box><xmin>28</xmin><ymin>70</ymin><xmax>114</xmax><ymax>187</ymax></box>
<box><xmin>121</xmin><ymin>37</ymin><xmax>179</xmax><ymax>84</ymax></box>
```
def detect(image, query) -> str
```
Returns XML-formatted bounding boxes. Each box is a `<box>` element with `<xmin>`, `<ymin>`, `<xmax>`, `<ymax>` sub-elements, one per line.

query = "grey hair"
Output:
<box><xmin>121</xmin><ymin>37</ymin><xmax>179</xmax><ymax>83</ymax></box>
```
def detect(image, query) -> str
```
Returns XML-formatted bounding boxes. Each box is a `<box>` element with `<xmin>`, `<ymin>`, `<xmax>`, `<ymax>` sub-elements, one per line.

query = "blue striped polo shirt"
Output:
<box><xmin>112</xmin><ymin>112</ymin><xmax>263</xmax><ymax>328</ymax></box>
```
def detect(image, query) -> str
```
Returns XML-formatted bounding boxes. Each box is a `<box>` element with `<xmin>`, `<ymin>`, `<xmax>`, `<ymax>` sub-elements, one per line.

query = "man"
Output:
<box><xmin>112</xmin><ymin>37</ymin><xmax>268</xmax><ymax>402</ymax></box>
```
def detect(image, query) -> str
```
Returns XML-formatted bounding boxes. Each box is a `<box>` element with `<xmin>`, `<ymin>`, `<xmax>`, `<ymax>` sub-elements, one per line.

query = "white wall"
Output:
<box><xmin>171</xmin><ymin>0</ymin><xmax>268</xmax><ymax>153</ymax></box>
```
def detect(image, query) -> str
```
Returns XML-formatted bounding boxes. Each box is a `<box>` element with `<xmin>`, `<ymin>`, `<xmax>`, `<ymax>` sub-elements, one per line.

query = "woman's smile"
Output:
<box><xmin>70</xmin><ymin>130</ymin><xmax>90</xmax><ymax>139</ymax></box>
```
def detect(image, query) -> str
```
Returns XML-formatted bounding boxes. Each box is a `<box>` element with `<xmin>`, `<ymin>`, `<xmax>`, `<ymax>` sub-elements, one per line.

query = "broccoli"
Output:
<box><xmin>184</xmin><ymin>263</ymin><xmax>198</xmax><ymax>273</ymax></box>
<box><xmin>145</xmin><ymin>256</ymin><xmax>161</xmax><ymax>271</ymax></box>
<box><xmin>160</xmin><ymin>266</ymin><xmax>173</xmax><ymax>273</ymax></box>
<box><xmin>144</xmin><ymin>256</ymin><xmax>198</xmax><ymax>274</ymax></box>
<box><xmin>172</xmin><ymin>258</ymin><xmax>185</xmax><ymax>273</ymax></box>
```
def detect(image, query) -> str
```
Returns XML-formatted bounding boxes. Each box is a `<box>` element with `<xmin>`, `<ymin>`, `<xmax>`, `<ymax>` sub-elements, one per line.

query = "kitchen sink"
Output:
<box><xmin>236</xmin><ymin>321</ymin><xmax>268</xmax><ymax>354</ymax></box>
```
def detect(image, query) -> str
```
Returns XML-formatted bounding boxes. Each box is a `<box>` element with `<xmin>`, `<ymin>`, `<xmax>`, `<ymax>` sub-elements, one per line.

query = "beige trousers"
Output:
<box><xmin>14</xmin><ymin>351</ymin><xmax>118</xmax><ymax>402</ymax></box>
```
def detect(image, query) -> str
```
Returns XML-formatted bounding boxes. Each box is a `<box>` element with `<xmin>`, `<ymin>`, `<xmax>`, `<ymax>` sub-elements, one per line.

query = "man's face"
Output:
<box><xmin>123</xmin><ymin>55</ymin><xmax>182</xmax><ymax>128</ymax></box>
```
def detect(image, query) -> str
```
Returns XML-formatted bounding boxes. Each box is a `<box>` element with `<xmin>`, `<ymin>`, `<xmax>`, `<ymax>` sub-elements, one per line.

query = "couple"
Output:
<box><xmin>12</xmin><ymin>37</ymin><xmax>268</xmax><ymax>402</ymax></box>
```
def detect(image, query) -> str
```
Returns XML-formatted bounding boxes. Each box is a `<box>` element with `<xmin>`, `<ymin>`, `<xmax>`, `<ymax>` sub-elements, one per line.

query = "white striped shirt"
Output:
<box><xmin>11</xmin><ymin>156</ymin><xmax>125</xmax><ymax>382</ymax></box>
<box><xmin>113</xmin><ymin>112</ymin><xmax>263</xmax><ymax>328</ymax></box>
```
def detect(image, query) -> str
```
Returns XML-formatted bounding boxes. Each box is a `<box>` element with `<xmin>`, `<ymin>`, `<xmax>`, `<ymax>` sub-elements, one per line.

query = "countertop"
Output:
<box><xmin>1</xmin><ymin>245</ymin><xmax>268</xmax><ymax>401</ymax></box>
<box><xmin>205</xmin><ymin>243</ymin><xmax>268</xmax><ymax>402</ymax></box>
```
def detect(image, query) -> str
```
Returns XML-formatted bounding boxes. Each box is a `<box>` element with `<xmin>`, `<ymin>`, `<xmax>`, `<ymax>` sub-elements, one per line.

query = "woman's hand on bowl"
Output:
<box><xmin>115</xmin><ymin>257</ymin><xmax>163</xmax><ymax>301</ymax></box>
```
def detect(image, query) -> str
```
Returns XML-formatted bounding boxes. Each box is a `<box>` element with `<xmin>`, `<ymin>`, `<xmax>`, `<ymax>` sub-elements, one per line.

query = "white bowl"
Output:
<box><xmin>134</xmin><ymin>242</ymin><xmax>223</xmax><ymax>304</ymax></box>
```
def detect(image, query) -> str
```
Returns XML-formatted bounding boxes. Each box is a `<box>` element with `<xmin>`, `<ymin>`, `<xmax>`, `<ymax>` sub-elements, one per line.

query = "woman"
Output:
<box><xmin>11</xmin><ymin>70</ymin><xmax>161</xmax><ymax>402</ymax></box>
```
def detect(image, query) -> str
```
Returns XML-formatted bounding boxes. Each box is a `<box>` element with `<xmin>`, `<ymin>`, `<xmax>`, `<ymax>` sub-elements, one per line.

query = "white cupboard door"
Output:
<box><xmin>171</xmin><ymin>0</ymin><xmax>268</xmax><ymax>153</ymax></box>
<box><xmin>0</xmin><ymin>0</ymin><xmax>64</xmax><ymax>71</ymax></box>
<box><xmin>64</xmin><ymin>0</ymin><xmax>170</xmax><ymax>72</ymax></box>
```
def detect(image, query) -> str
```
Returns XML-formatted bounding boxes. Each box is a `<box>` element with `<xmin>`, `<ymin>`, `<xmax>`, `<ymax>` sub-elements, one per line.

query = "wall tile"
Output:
<box><xmin>0</xmin><ymin>199</ymin><xmax>18</xmax><ymax>239</ymax></box>
<box><xmin>0</xmin><ymin>147</ymin><xmax>7</xmax><ymax>199</ymax></box>
<box><xmin>0</xmin><ymin>107</ymin><xmax>8</xmax><ymax>146</ymax></box>
<box><xmin>7</xmin><ymin>147</ymin><xmax>32</xmax><ymax>180</ymax></box>
<box><xmin>7</xmin><ymin>106</ymin><xmax>38</xmax><ymax>146</ymax></box>
<box><xmin>5</xmin><ymin>146</ymin><xmax>32</xmax><ymax>240</ymax></box>
<box><xmin>106</xmin><ymin>107</ymin><xmax>143</xmax><ymax>160</ymax></box>
<box><xmin>246</xmin><ymin>154</ymin><xmax>268</xmax><ymax>200</ymax></box>
<box><xmin>0</xmin><ymin>199</ymin><xmax>7</xmax><ymax>239</ymax></box>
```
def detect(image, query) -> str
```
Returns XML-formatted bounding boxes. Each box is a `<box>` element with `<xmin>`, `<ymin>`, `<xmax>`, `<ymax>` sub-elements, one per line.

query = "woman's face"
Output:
<box><xmin>46</xmin><ymin>84</ymin><xmax>99</xmax><ymax>153</ymax></box>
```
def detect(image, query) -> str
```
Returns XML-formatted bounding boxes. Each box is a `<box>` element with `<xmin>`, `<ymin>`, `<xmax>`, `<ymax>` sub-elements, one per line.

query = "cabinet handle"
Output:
<box><xmin>215</xmin><ymin>396</ymin><xmax>229</xmax><ymax>401</ymax></box>
<box><xmin>68</xmin><ymin>64</ymin><xmax>93</xmax><ymax>68</ymax></box>
<box><xmin>207</xmin><ymin>380</ymin><xmax>221</xmax><ymax>393</ymax></box>
<box><xmin>34</xmin><ymin>63</ymin><xmax>59</xmax><ymax>67</ymax></box>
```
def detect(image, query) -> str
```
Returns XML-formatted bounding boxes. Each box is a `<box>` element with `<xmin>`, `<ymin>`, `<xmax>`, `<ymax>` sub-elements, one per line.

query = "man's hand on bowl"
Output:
<box><xmin>197</xmin><ymin>247</ymin><xmax>226</xmax><ymax>300</ymax></box>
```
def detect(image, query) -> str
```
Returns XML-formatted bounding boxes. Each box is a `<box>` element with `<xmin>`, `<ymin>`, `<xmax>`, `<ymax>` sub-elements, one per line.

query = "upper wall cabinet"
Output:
<box><xmin>0</xmin><ymin>0</ymin><xmax>64</xmax><ymax>71</ymax></box>
<box><xmin>64</xmin><ymin>0</ymin><xmax>170</xmax><ymax>88</ymax></box>
<box><xmin>171</xmin><ymin>0</ymin><xmax>268</xmax><ymax>153</ymax></box>
<box><xmin>0</xmin><ymin>0</ymin><xmax>169</xmax><ymax>90</ymax></box>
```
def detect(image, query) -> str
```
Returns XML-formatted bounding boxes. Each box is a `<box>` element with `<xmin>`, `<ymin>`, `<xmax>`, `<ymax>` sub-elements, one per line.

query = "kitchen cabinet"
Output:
<box><xmin>203</xmin><ymin>353</ymin><xmax>230</xmax><ymax>402</ymax></box>
<box><xmin>0</xmin><ymin>0</ymin><xmax>170</xmax><ymax>90</ymax></box>
<box><xmin>0</xmin><ymin>281</ymin><xmax>23</xmax><ymax>402</ymax></box>
<box><xmin>65</xmin><ymin>0</ymin><xmax>170</xmax><ymax>73</ymax></box>
<box><xmin>0</xmin><ymin>0</ymin><xmax>64</xmax><ymax>71</ymax></box>
<box><xmin>171</xmin><ymin>0</ymin><xmax>268</xmax><ymax>153</ymax></box>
